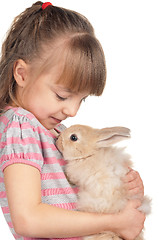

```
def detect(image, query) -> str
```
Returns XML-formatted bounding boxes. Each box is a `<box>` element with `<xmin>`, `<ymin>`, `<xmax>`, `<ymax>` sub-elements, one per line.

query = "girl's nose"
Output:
<box><xmin>62</xmin><ymin>102</ymin><xmax>80</xmax><ymax>117</ymax></box>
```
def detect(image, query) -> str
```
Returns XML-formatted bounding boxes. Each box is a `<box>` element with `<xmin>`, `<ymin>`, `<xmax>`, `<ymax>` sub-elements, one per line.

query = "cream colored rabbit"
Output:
<box><xmin>56</xmin><ymin>124</ymin><xmax>151</xmax><ymax>240</ymax></box>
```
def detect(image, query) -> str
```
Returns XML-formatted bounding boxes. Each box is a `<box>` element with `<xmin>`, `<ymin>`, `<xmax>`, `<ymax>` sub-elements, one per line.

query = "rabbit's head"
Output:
<box><xmin>56</xmin><ymin>124</ymin><xmax>130</xmax><ymax>161</ymax></box>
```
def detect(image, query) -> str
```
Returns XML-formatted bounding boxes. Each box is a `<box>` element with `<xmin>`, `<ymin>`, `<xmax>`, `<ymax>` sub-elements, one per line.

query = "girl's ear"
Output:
<box><xmin>13</xmin><ymin>59</ymin><xmax>29</xmax><ymax>87</ymax></box>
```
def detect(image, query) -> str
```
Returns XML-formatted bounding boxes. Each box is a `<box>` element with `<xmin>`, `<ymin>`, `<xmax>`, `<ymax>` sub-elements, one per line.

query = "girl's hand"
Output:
<box><xmin>123</xmin><ymin>169</ymin><xmax>144</xmax><ymax>199</ymax></box>
<box><xmin>116</xmin><ymin>199</ymin><xmax>145</xmax><ymax>240</ymax></box>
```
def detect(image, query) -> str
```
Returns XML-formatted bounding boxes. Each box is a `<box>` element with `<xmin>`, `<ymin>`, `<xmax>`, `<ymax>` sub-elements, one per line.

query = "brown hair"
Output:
<box><xmin>0</xmin><ymin>1</ymin><xmax>106</xmax><ymax>112</ymax></box>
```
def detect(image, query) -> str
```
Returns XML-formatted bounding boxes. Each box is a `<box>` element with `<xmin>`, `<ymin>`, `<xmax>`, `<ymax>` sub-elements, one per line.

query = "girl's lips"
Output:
<box><xmin>50</xmin><ymin>116</ymin><xmax>61</xmax><ymax>124</ymax></box>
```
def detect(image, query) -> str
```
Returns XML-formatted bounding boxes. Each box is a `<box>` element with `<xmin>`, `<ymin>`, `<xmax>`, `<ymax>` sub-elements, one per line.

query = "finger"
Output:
<box><xmin>124</xmin><ymin>179</ymin><xmax>138</xmax><ymax>190</ymax></box>
<box><xmin>125</xmin><ymin>177</ymin><xmax>144</xmax><ymax>190</ymax></box>
<box><xmin>123</xmin><ymin>170</ymin><xmax>137</xmax><ymax>183</ymax></box>
<box><xmin>127</xmin><ymin>186</ymin><xmax>144</xmax><ymax>198</ymax></box>
<box><xmin>124</xmin><ymin>170</ymin><xmax>141</xmax><ymax>183</ymax></box>
<box><xmin>129</xmin><ymin>199</ymin><xmax>142</xmax><ymax>209</ymax></box>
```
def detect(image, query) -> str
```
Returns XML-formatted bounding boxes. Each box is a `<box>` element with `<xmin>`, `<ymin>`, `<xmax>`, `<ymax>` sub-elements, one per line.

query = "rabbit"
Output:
<box><xmin>56</xmin><ymin>124</ymin><xmax>151</xmax><ymax>240</ymax></box>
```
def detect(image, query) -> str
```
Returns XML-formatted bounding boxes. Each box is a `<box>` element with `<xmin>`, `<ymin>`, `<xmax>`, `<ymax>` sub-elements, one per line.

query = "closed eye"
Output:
<box><xmin>56</xmin><ymin>93</ymin><xmax>67</xmax><ymax>101</ymax></box>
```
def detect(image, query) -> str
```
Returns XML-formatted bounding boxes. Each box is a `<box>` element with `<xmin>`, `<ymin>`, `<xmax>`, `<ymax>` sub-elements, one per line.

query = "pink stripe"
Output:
<box><xmin>1</xmin><ymin>152</ymin><xmax>43</xmax><ymax>161</ymax></box>
<box><xmin>42</xmin><ymin>187</ymin><xmax>79</xmax><ymax>196</ymax></box>
<box><xmin>3</xmin><ymin>121</ymin><xmax>49</xmax><ymax>136</ymax></box>
<box><xmin>34</xmin><ymin>125</ymin><xmax>57</xmax><ymax>138</ymax></box>
<box><xmin>10</xmin><ymin>107</ymin><xmax>33</xmax><ymax>118</ymax></box>
<box><xmin>0</xmin><ymin>115</ymin><xmax>9</xmax><ymax>125</ymax></box>
<box><xmin>10</xmin><ymin>121</ymin><xmax>32</xmax><ymax>130</ymax></box>
<box><xmin>0</xmin><ymin>177</ymin><xmax>3</xmax><ymax>183</ymax></box>
<box><xmin>8</xmin><ymin>221</ymin><xmax>14</xmax><ymax>228</ymax></box>
<box><xmin>2</xmin><ymin>107</ymin><xmax>57</xmax><ymax>137</ymax></box>
<box><xmin>23</xmin><ymin>237</ymin><xmax>80</xmax><ymax>240</ymax></box>
<box><xmin>44</xmin><ymin>157</ymin><xmax>66</xmax><ymax>166</ymax></box>
<box><xmin>4</xmin><ymin>121</ymin><xmax>19</xmax><ymax>131</ymax></box>
<box><xmin>26</xmin><ymin>113</ymin><xmax>35</xmax><ymax>120</ymax></box>
<box><xmin>1</xmin><ymin>158</ymin><xmax>42</xmax><ymax>172</ymax></box>
<box><xmin>2</xmin><ymin>136</ymin><xmax>41</xmax><ymax>146</ymax></box>
<box><xmin>53</xmin><ymin>202</ymin><xmax>77</xmax><ymax>210</ymax></box>
<box><xmin>15</xmin><ymin>109</ymin><xmax>36</xmax><ymax>122</ymax></box>
<box><xmin>0</xmin><ymin>140</ymin><xmax>5</xmax><ymax>149</ymax></box>
<box><xmin>41</xmin><ymin>172</ymin><xmax>66</xmax><ymax>180</ymax></box>
<box><xmin>0</xmin><ymin>191</ymin><xmax>6</xmax><ymax>198</ymax></box>
<box><xmin>4</xmin><ymin>106</ymin><xmax>15</xmax><ymax>111</ymax></box>
<box><xmin>1</xmin><ymin>136</ymin><xmax>56</xmax><ymax>151</ymax></box>
<box><xmin>42</xmin><ymin>141</ymin><xmax>57</xmax><ymax>150</ymax></box>
<box><xmin>1</xmin><ymin>206</ymin><xmax>10</xmax><ymax>214</ymax></box>
<box><xmin>4</xmin><ymin>118</ymin><xmax>56</xmax><ymax>138</ymax></box>
<box><xmin>0</xmin><ymin>152</ymin><xmax>66</xmax><ymax>167</ymax></box>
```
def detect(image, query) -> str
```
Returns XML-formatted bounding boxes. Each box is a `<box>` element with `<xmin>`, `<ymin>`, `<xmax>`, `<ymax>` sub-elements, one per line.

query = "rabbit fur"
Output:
<box><xmin>56</xmin><ymin>124</ymin><xmax>151</xmax><ymax>240</ymax></box>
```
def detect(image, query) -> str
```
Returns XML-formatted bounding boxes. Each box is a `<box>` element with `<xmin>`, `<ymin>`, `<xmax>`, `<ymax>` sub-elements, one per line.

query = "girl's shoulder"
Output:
<box><xmin>0</xmin><ymin>107</ymin><xmax>52</xmax><ymax>144</ymax></box>
<box><xmin>0</xmin><ymin>107</ymin><xmax>63</xmax><ymax>171</ymax></box>
<box><xmin>1</xmin><ymin>106</ymin><xmax>42</xmax><ymax>129</ymax></box>
<box><xmin>0</xmin><ymin>106</ymin><xmax>66</xmax><ymax>138</ymax></box>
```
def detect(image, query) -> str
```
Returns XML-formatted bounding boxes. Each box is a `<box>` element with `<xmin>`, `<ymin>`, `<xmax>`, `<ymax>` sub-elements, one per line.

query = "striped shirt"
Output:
<box><xmin>0</xmin><ymin>107</ymin><xmax>78</xmax><ymax>240</ymax></box>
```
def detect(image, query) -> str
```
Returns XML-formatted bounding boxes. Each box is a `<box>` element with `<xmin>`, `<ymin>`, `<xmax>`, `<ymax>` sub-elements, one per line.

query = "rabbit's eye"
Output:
<box><xmin>70</xmin><ymin>134</ymin><xmax>78</xmax><ymax>141</ymax></box>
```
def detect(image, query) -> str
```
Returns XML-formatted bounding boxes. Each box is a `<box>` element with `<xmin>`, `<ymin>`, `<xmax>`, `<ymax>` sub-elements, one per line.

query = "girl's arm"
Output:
<box><xmin>4</xmin><ymin>164</ymin><xmax>145</xmax><ymax>239</ymax></box>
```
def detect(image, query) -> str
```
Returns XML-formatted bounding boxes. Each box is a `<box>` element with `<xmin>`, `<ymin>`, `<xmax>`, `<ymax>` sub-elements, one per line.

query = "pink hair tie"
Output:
<box><xmin>42</xmin><ymin>2</ymin><xmax>53</xmax><ymax>10</ymax></box>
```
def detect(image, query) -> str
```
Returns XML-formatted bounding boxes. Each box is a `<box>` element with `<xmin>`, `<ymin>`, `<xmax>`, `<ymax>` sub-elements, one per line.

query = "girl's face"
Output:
<box><xmin>14</xmin><ymin>60</ymin><xmax>89</xmax><ymax>130</ymax></box>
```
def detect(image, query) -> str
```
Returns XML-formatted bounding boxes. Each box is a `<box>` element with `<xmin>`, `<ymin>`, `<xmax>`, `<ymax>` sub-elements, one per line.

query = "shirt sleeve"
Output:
<box><xmin>0</xmin><ymin>113</ymin><xmax>44</xmax><ymax>172</ymax></box>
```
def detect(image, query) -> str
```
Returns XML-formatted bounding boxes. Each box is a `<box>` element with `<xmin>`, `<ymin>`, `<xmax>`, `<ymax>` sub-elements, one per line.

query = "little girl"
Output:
<box><xmin>0</xmin><ymin>2</ymin><xmax>145</xmax><ymax>240</ymax></box>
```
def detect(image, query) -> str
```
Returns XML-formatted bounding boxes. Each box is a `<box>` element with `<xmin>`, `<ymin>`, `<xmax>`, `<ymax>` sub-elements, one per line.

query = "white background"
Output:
<box><xmin>0</xmin><ymin>0</ymin><xmax>158</xmax><ymax>239</ymax></box>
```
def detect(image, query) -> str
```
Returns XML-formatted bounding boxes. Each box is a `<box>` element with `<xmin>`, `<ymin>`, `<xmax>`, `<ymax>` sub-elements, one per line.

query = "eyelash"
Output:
<box><xmin>82</xmin><ymin>97</ymin><xmax>86</xmax><ymax>102</ymax></box>
<box><xmin>56</xmin><ymin>94</ymin><xmax>67</xmax><ymax>101</ymax></box>
<box><xmin>56</xmin><ymin>93</ymin><xmax>87</xmax><ymax>103</ymax></box>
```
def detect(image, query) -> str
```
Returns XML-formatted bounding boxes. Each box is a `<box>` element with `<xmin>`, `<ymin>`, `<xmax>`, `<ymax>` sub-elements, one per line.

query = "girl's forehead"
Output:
<box><xmin>32</xmin><ymin>34</ymin><xmax>106</xmax><ymax>97</ymax></box>
<box><xmin>51</xmin><ymin>83</ymin><xmax>89</xmax><ymax>97</ymax></box>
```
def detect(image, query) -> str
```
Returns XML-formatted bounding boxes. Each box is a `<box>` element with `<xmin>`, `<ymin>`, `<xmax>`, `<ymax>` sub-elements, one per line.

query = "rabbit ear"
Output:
<box><xmin>96</xmin><ymin>127</ymin><xmax>130</xmax><ymax>148</ymax></box>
